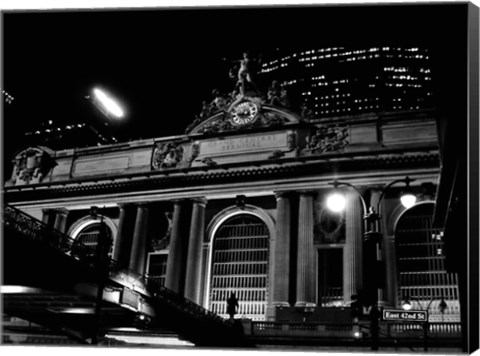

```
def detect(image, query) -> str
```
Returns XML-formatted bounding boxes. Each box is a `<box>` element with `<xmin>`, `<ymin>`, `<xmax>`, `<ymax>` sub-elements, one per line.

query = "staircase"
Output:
<box><xmin>2</xmin><ymin>203</ymin><xmax>253</xmax><ymax>347</ymax></box>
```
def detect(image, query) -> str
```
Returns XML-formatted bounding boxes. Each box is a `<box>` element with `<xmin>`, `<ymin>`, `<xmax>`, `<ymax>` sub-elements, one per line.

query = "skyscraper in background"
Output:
<box><xmin>259</xmin><ymin>46</ymin><xmax>434</xmax><ymax>118</ymax></box>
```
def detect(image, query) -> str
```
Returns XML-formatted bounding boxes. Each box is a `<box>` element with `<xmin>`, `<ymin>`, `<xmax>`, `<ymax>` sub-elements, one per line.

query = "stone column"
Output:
<box><xmin>128</xmin><ymin>204</ymin><xmax>150</xmax><ymax>275</ymax></box>
<box><xmin>53</xmin><ymin>209</ymin><xmax>68</xmax><ymax>233</ymax></box>
<box><xmin>42</xmin><ymin>209</ymin><xmax>55</xmax><ymax>228</ymax></box>
<box><xmin>113</xmin><ymin>204</ymin><xmax>135</xmax><ymax>269</ymax></box>
<box><xmin>184</xmin><ymin>197</ymin><xmax>207</xmax><ymax>304</ymax></box>
<box><xmin>295</xmin><ymin>191</ymin><xmax>316</xmax><ymax>307</ymax></box>
<box><xmin>271</xmin><ymin>192</ymin><xmax>292</xmax><ymax>307</ymax></box>
<box><xmin>343</xmin><ymin>191</ymin><xmax>364</xmax><ymax>304</ymax></box>
<box><xmin>165</xmin><ymin>200</ymin><xmax>189</xmax><ymax>295</ymax></box>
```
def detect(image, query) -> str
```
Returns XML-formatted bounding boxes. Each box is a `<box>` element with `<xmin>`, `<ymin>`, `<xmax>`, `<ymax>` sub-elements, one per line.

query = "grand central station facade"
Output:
<box><xmin>2</xmin><ymin>48</ymin><xmax>463</xmax><ymax>348</ymax></box>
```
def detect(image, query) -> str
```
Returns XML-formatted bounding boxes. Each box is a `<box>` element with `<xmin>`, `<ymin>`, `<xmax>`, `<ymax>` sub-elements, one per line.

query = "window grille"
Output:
<box><xmin>396</xmin><ymin>204</ymin><xmax>460</xmax><ymax>321</ymax></box>
<box><xmin>318</xmin><ymin>248</ymin><xmax>344</xmax><ymax>306</ymax></box>
<box><xmin>209</xmin><ymin>215</ymin><xmax>269</xmax><ymax>321</ymax></box>
<box><xmin>76</xmin><ymin>223</ymin><xmax>113</xmax><ymax>257</ymax></box>
<box><xmin>147</xmin><ymin>253</ymin><xmax>168</xmax><ymax>287</ymax></box>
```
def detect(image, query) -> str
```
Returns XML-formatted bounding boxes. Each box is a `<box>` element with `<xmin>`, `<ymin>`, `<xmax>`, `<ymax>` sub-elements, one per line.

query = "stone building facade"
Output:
<box><xmin>4</xmin><ymin>90</ymin><xmax>460</xmax><ymax>323</ymax></box>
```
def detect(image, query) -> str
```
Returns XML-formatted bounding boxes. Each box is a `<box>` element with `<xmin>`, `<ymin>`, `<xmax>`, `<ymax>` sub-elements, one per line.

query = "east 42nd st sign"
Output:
<box><xmin>382</xmin><ymin>309</ymin><xmax>428</xmax><ymax>322</ymax></box>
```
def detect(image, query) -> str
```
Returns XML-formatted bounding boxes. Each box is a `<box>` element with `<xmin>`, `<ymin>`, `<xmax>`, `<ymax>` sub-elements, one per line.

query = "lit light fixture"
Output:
<box><xmin>400</xmin><ymin>176</ymin><xmax>417</xmax><ymax>209</ymax></box>
<box><xmin>326</xmin><ymin>192</ymin><xmax>346</xmax><ymax>213</ymax></box>
<box><xmin>401</xmin><ymin>296</ymin><xmax>412</xmax><ymax>311</ymax></box>
<box><xmin>0</xmin><ymin>285</ymin><xmax>44</xmax><ymax>294</ymax></box>
<box><xmin>400</xmin><ymin>193</ymin><xmax>417</xmax><ymax>209</ymax></box>
<box><xmin>92</xmin><ymin>87</ymin><xmax>125</xmax><ymax>119</ymax></box>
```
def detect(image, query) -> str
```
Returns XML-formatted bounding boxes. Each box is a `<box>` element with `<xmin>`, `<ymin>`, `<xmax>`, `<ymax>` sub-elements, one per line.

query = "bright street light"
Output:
<box><xmin>400</xmin><ymin>193</ymin><xmax>417</xmax><ymax>209</ymax></box>
<box><xmin>92</xmin><ymin>87</ymin><xmax>125</xmax><ymax>119</ymax></box>
<box><xmin>326</xmin><ymin>192</ymin><xmax>346</xmax><ymax>212</ymax></box>
<box><xmin>401</xmin><ymin>300</ymin><xmax>413</xmax><ymax>311</ymax></box>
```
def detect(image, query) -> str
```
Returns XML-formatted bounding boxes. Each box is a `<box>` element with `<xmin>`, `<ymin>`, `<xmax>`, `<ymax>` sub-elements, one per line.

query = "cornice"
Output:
<box><xmin>4</xmin><ymin>153</ymin><xmax>440</xmax><ymax>204</ymax></box>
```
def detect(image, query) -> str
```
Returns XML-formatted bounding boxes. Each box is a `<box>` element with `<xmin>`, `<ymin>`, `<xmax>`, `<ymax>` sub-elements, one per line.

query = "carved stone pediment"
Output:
<box><xmin>11</xmin><ymin>146</ymin><xmax>56</xmax><ymax>185</ymax></box>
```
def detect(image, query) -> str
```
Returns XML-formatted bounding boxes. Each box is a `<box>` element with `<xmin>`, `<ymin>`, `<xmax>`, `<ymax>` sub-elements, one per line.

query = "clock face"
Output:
<box><xmin>230</xmin><ymin>100</ymin><xmax>259</xmax><ymax>126</ymax></box>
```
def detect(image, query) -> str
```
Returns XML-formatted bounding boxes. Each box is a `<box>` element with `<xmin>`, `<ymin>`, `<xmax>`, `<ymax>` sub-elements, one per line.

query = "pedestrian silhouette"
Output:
<box><xmin>226</xmin><ymin>292</ymin><xmax>239</xmax><ymax>319</ymax></box>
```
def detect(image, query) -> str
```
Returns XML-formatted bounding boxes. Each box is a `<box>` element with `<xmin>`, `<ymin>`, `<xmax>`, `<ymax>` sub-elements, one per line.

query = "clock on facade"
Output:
<box><xmin>229</xmin><ymin>100</ymin><xmax>259</xmax><ymax>126</ymax></box>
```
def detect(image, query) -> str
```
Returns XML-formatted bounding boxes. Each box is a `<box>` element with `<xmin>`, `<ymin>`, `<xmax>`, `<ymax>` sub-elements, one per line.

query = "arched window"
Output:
<box><xmin>68</xmin><ymin>216</ymin><xmax>116</xmax><ymax>259</ymax></box>
<box><xmin>208</xmin><ymin>214</ymin><xmax>270</xmax><ymax>321</ymax></box>
<box><xmin>76</xmin><ymin>222</ymin><xmax>114</xmax><ymax>257</ymax></box>
<box><xmin>395</xmin><ymin>203</ymin><xmax>460</xmax><ymax>321</ymax></box>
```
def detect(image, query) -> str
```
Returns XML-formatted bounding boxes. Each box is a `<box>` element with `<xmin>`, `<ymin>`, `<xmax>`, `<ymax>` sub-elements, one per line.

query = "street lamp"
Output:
<box><xmin>327</xmin><ymin>176</ymin><xmax>416</xmax><ymax>350</ymax></box>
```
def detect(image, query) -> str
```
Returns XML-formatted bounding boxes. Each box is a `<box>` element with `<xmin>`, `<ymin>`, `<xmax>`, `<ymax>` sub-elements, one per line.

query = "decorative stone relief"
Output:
<box><xmin>11</xmin><ymin>147</ymin><xmax>56</xmax><ymax>185</ymax></box>
<box><xmin>151</xmin><ymin>211</ymin><xmax>173</xmax><ymax>251</ymax></box>
<box><xmin>303</xmin><ymin>124</ymin><xmax>350</xmax><ymax>154</ymax></box>
<box><xmin>200</xmin><ymin>157</ymin><xmax>217</xmax><ymax>167</ymax></box>
<box><xmin>314</xmin><ymin>203</ymin><xmax>346</xmax><ymax>245</ymax></box>
<box><xmin>268</xmin><ymin>150</ymin><xmax>285</xmax><ymax>160</ymax></box>
<box><xmin>152</xmin><ymin>142</ymin><xmax>184</xmax><ymax>170</ymax></box>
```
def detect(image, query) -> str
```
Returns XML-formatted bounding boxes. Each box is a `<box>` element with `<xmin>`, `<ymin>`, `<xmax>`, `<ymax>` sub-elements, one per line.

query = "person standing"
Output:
<box><xmin>226</xmin><ymin>292</ymin><xmax>239</xmax><ymax>319</ymax></box>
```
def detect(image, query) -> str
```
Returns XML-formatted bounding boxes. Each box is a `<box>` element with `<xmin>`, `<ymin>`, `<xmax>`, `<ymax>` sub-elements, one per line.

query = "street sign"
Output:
<box><xmin>382</xmin><ymin>309</ymin><xmax>428</xmax><ymax>322</ymax></box>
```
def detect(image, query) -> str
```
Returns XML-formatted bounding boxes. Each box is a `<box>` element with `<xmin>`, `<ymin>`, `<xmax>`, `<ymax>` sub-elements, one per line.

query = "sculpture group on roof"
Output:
<box><xmin>186</xmin><ymin>50</ymin><xmax>303</xmax><ymax>134</ymax></box>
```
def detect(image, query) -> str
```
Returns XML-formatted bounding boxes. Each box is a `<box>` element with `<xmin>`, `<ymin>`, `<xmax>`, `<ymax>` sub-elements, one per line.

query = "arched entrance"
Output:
<box><xmin>395</xmin><ymin>202</ymin><xmax>460</xmax><ymax>321</ymax></box>
<box><xmin>208</xmin><ymin>213</ymin><xmax>270</xmax><ymax>320</ymax></box>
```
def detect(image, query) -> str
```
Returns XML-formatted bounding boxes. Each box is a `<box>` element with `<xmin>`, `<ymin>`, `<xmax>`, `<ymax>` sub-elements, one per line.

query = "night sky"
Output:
<box><xmin>2</xmin><ymin>3</ymin><xmax>468</xmax><ymax>166</ymax></box>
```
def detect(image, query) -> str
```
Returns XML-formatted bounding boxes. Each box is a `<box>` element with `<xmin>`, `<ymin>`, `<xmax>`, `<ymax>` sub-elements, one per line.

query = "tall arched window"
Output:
<box><xmin>208</xmin><ymin>214</ymin><xmax>270</xmax><ymax>321</ymax></box>
<box><xmin>68</xmin><ymin>216</ymin><xmax>116</xmax><ymax>259</ymax></box>
<box><xmin>76</xmin><ymin>222</ymin><xmax>114</xmax><ymax>257</ymax></box>
<box><xmin>395</xmin><ymin>203</ymin><xmax>460</xmax><ymax>321</ymax></box>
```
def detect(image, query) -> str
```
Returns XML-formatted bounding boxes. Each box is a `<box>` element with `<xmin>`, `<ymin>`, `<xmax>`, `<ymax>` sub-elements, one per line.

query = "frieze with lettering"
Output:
<box><xmin>199</xmin><ymin>133</ymin><xmax>289</xmax><ymax>157</ymax></box>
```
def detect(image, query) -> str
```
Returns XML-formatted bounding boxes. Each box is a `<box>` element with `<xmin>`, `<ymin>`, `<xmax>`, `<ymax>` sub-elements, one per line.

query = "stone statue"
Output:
<box><xmin>267</xmin><ymin>80</ymin><xmax>289</xmax><ymax>107</ymax></box>
<box><xmin>210</xmin><ymin>89</ymin><xmax>228</xmax><ymax>111</ymax></box>
<box><xmin>224</xmin><ymin>51</ymin><xmax>260</xmax><ymax>96</ymax></box>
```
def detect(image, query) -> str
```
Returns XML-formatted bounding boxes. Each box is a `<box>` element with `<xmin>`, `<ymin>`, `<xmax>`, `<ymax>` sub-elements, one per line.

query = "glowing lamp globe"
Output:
<box><xmin>400</xmin><ymin>193</ymin><xmax>417</xmax><ymax>209</ymax></box>
<box><xmin>326</xmin><ymin>193</ymin><xmax>346</xmax><ymax>213</ymax></box>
